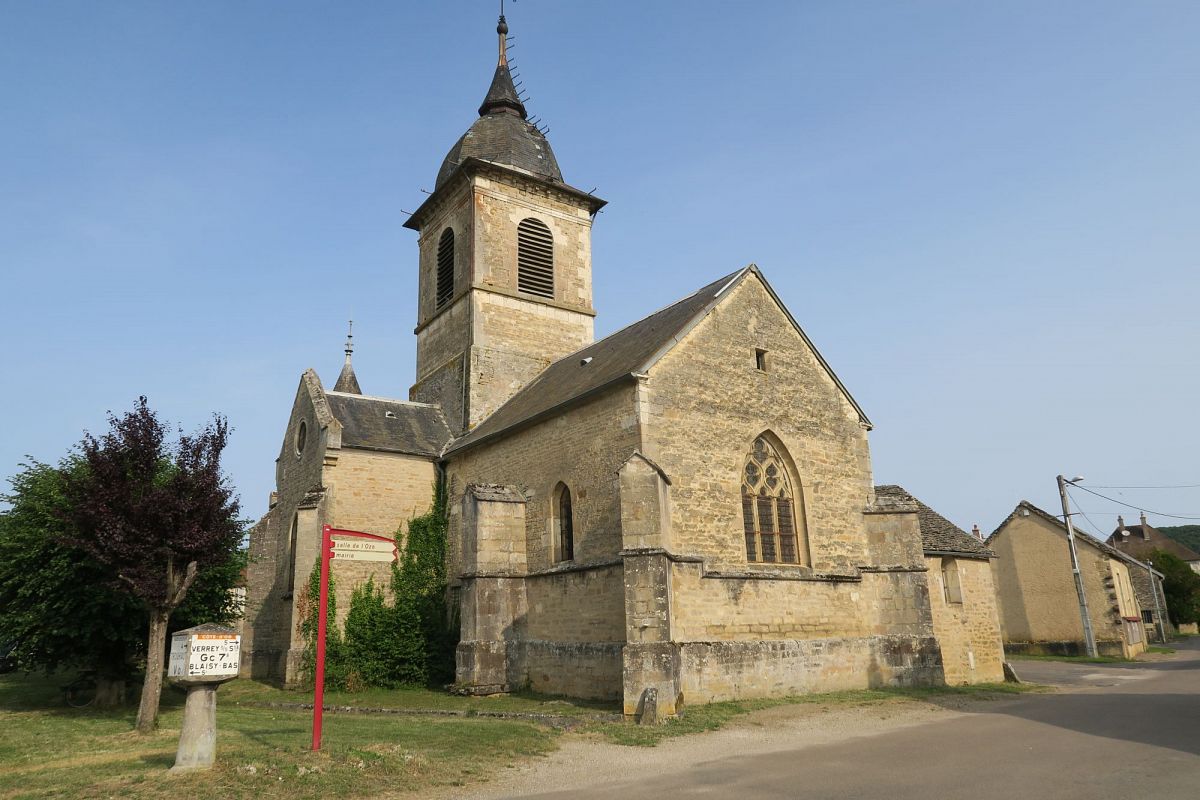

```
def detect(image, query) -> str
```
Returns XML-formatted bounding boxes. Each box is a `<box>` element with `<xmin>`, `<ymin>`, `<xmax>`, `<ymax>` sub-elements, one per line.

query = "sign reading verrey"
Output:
<box><xmin>168</xmin><ymin>628</ymin><xmax>240</xmax><ymax>679</ymax></box>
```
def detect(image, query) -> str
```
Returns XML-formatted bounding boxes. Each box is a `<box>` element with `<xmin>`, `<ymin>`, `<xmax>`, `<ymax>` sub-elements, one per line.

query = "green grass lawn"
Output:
<box><xmin>0</xmin><ymin>672</ymin><xmax>1045</xmax><ymax>797</ymax></box>
<box><xmin>0</xmin><ymin>672</ymin><xmax>564</xmax><ymax>800</ymax></box>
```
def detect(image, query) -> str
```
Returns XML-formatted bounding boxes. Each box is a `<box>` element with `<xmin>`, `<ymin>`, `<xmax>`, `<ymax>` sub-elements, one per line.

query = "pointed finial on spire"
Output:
<box><xmin>497</xmin><ymin>3</ymin><xmax>509</xmax><ymax>66</ymax></box>
<box><xmin>334</xmin><ymin>319</ymin><xmax>362</xmax><ymax>394</ymax></box>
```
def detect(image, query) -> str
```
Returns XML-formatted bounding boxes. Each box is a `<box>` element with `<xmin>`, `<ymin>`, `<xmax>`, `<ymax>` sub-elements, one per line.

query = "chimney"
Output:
<box><xmin>1118</xmin><ymin>515</ymin><xmax>1128</xmax><ymax>538</ymax></box>
<box><xmin>972</xmin><ymin>524</ymin><xmax>982</xmax><ymax>540</ymax></box>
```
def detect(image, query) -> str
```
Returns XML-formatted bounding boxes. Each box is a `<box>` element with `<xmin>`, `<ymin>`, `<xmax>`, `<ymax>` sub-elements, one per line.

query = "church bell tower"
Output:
<box><xmin>405</xmin><ymin>13</ymin><xmax>606</xmax><ymax>435</ymax></box>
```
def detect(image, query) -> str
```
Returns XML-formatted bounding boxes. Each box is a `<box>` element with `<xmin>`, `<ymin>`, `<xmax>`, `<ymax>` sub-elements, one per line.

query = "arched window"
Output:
<box><xmin>517</xmin><ymin>217</ymin><xmax>554</xmax><ymax>298</ymax></box>
<box><xmin>941</xmin><ymin>558</ymin><xmax>963</xmax><ymax>604</ymax></box>
<box><xmin>741</xmin><ymin>435</ymin><xmax>807</xmax><ymax>564</ymax></box>
<box><xmin>555</xmin><ymin>483</ymin><xmax>574</xmax><ymax>562</ymax></box>
<box><xmin>436</xmin><ymin>228</ymin><xmax>455</xmax><ymax>309</ymax></box>
<box><xmin>285</xmin><ymin>513</ymin><xmax>299</xmax><ymax>596</ymax></box>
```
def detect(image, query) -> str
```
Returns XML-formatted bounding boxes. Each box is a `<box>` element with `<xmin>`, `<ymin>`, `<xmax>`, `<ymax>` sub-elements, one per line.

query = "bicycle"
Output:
<box><xmin>62</xmin><ymin>671</ymin><xmax>97</xmax><ymax>708</ymax></box>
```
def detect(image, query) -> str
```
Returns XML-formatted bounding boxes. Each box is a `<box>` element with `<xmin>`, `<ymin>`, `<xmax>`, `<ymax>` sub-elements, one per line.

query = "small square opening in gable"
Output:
<box><xmin>755</xmin><ymin>348</ymin><xmax>768</xmax><ymax>371</ymax></box>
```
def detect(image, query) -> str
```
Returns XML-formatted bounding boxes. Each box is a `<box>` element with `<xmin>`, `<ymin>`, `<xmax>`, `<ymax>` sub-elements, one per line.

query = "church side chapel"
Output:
<box><xmin>243</xmin><ymin>13</ymin><xmax>956</xmax><ymax>715</ymax></box>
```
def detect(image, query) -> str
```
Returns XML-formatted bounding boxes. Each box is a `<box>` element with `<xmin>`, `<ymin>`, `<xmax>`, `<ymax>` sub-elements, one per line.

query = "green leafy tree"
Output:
<box><xmin>0</xmin><ymin>457</ymin><xmax>245</xmax><ymax>709</ymax></box>
<box><xmin>1148</xmin><ymin>549</ymin><xmax>1200</xmax><ymax>626</ymax></box>
<box><xmin>59</xmin><ymin>398</ymin><xmax>244</xmax><ymax>732</ymax></box>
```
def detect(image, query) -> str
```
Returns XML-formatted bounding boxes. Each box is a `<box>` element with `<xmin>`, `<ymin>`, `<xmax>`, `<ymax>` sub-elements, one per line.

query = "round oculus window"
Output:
<box><xmin>295</xmin><ymin>420</ymin><xmax>307</xmax><ymax>456</ymax></box>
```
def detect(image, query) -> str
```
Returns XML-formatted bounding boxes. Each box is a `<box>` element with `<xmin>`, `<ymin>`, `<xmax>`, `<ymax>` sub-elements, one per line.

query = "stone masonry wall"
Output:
<box><xmin>446</xmin><ymin>384</ymin><xmax>640</xmax><ymax>578</ymax></box>
<box><xmin>639</xmin><ymin>273</ymin><xmax>873</xmax><ymax>573</ymax></box>
<box><xmin>242</xmin><ymin>375</ymin><xmax>329</xmax><ymax>680</ymax></box>
<box><xmin>926</xmin><ymin>556</ymin><xmax>1005</xmax><ymax>684</ymax></box>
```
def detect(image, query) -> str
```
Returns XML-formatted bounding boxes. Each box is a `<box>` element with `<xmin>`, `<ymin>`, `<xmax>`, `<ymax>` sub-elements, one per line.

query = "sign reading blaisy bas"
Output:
<box><xmin>168</xmin><ymin>624</ymin><xmax>241</xmax><ymax>680</ymax></box>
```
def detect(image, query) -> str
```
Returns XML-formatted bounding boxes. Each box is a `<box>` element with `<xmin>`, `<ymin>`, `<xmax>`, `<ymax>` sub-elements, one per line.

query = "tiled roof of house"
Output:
<box><xmin>874</xmin><ymin>485</ymin><xmax>994</xmax><ymax>559</ymax></box>
<box><xmin>1107</xmin><ymin>524</ymin><xmax>1200</xmax><ymax>563</ymax></box>
<box><xmin>325</xmin><ymin>392</ymin><xmax>450</xmax><ymax>458</ymax></box>
<box><xmin>988</xmin><ymin>500</ymin><xmax>1164</xmax><ymax>577</ymax></box>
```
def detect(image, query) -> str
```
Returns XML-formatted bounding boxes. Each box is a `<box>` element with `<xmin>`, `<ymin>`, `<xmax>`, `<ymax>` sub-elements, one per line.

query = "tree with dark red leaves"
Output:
<box><xmin>61</xmin><ymin>397</ymin><xmax>243</xmax><ymax>733</ymax></box>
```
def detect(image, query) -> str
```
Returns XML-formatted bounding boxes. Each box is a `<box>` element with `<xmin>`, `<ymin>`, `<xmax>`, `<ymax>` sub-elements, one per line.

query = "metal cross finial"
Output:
<box><xmin>497</xmin><ymin>2</ymin><xmax>510</xmax><ymax>66</ymax></box>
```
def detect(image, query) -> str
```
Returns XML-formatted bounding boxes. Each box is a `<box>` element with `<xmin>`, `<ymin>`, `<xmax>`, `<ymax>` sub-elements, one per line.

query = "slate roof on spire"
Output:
<box><xmin>333</xmin><ymin>360</ymin><xmax>362</xmax><ymax>394</ymax></box>
<box><xmin>434</xmin><ymin>16</ymin><xmax>563</xmax><ymax>190</ymax></box>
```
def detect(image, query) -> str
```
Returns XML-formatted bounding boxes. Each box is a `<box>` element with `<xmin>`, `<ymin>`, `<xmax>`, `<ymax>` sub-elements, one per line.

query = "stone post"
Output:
<box><xmin>167</xmin><ymin>624</ymin><xmax>241</xmax><ymax>771</ymax></box>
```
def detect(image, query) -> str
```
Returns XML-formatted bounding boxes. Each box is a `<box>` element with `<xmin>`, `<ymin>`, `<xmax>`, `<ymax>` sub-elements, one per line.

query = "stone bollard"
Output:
<box><xmin>167</xmin><ymin>623</ymin><xmax>241</xmax><ymax>771</ymax></box>
<box><xmin>637</xmin><ymin>687</ymin><xmax>660</xmax><ymax>725</ymax></box>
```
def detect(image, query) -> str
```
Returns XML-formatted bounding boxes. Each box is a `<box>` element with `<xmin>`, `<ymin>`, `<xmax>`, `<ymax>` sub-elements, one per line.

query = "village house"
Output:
<box><xmin>875</xmin><ymin>486</ymin><xmax>1004</xmax><ymax>684</ymax></box>
<box><xmin>242</xmin><ymin>13</ymin><xmax>960</xmax><ymax>715</ymax></box>
<box><xmin>987</xmin><ymin>501</ymin><xmax>1153</xmax><ymax>658</ymax></box>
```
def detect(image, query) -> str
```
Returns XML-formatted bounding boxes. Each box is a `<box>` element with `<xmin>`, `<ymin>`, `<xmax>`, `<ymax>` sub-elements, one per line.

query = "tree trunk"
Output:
<box><xmin>135</xmin><ymin>608</ymin><xmax>170</xmax><ymax>733</ymax></box>
<box><xmin>93</xmin><ymin>676</ymin><xmax>126</xmax><ymax>709</ymax></box>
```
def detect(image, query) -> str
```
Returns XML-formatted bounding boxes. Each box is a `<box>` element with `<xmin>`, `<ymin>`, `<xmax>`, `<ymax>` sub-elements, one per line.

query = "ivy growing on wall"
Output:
<box><xmin>300</xmin><ymin>481</ymin><xmax>456</xmax><ymax>690</ymax></box>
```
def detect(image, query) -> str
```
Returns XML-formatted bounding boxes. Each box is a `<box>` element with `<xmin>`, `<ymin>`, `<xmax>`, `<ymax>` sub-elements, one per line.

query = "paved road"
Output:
<box><xmin>483</xmin><ymin>640</ymin><xmax>1200</xmax><ymax>800</ymax></box>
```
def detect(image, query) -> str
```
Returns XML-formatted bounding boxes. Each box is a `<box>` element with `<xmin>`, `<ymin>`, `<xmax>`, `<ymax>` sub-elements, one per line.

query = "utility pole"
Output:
<box><xmin>1147</xmin><ymin>559</ymin><xmax>1168</xmax><ymax>644</ymax></box>
<box><xmin>1057</xmin><ymin>475</ymin><xmax>1098</xmax><ymax>657</ymax></box>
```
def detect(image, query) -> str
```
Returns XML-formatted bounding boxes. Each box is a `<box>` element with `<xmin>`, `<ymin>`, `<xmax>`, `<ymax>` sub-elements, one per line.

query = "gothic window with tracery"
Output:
<box><xmin>741</xmin><ymin>436</ymin><xmax>806</xmax><ymax>564</ymax></box>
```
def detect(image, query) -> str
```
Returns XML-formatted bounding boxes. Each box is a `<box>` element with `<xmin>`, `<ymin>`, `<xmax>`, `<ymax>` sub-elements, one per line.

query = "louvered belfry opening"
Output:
<box><xmin>436</xmin><ymin>228</ymin><xmax>455</xmax><ymax>309</ymax></box>
<box><xmin>742</xmin><ymin>436</ymin><xmax>806</xmax><ymax>564</ymax></box>
<box><xmin>517</xmin><ymin>217</ymin><xmax>554</xmax><ymax>298</ymax></box>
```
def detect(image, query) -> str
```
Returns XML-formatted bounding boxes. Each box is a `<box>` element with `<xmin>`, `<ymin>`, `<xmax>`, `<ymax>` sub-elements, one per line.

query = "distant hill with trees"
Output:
<box><xmin>1159</xmin><ymin>525</ymin><xmax>1200</xmax><ymax>554</ymax></box>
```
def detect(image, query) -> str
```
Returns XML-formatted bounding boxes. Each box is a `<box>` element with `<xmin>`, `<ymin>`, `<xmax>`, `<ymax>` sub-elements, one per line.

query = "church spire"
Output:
<box><xmin>333</xmin><ymin>320</ymin><xmax>362</xmax><ymax>394</ymax></box>
<box><xmin>478</xmin><ymin>10</ymin><xmax>527</xmax><ymax>119</ymax></box>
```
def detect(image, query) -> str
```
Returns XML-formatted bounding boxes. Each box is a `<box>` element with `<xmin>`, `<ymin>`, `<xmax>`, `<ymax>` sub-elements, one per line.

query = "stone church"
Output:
<box><xmin>243</xmin><ymin>14</ymin><xmax>950</xmax><ymax>716</ymax></box>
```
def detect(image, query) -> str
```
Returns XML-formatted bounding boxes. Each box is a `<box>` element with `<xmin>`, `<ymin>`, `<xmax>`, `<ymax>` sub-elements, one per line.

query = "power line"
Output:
<box><xmin>1066</xmin><ymin>489</ymin><xmax>1109</xmax><ymax>539</ymax></box>
<box><xmin>1087</xmin><ymin>483</ymin><xmax>1200</xmax><ymax>490</ymax></box>
<box><xmin>1069</xmin><ymin>483</ymin><xmax>1200</xmax><ymax>521</ymax></box>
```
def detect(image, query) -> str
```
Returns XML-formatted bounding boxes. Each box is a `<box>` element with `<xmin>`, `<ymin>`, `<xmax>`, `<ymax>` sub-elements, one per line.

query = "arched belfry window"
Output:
<box><xmin>436</xmin><ymin>228</ymin><xmax>455</xmax><ymax>309</ymax></box>
<box><xmin>517</xmin><ymin>217</ymin><xmax>554</xmax><ymax>298</ymax></box>
<box><xmin>555</xmin><ymin>483</ymin><xmax>574</xmax><ymax>562</ymax></box>
<box><xmin>742</xmin><ymin>436</ymin><xmax>807</xmax><ymax>564</ymax></box>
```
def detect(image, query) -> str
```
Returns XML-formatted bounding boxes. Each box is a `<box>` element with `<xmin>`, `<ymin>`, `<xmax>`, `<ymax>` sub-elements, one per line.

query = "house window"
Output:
<box><xmin>555</xmin><ymin>483</ymin><xmax>574</xmax><ymax>562</ymax></box>
<box><xmin>942</xmin><ymin>558</ymin><xmax>963</xmax><ymax>604</ymax></box>
<box><xmin>1142</xmin><ymin>609</ymin><xmax>1154</xmax><ymax>624</ymax></box>
<box><xmin>755</xmin><ymin>348</ymin><xmax>768</xmax><ymax>371</ymax></box>
<box><xmin>436</xmin><ymin>228</ymin><xmax>455</xmax><ymax>309</ymax></box>
<box><xmin>741</xmin><ymin>436</ymin><xmax>806</xmax><ymax>564</ymax></box>
<box><xmin>517</xmin><ymin>217</ymin><xmax>554</xmax><ymax>298</ymax></box>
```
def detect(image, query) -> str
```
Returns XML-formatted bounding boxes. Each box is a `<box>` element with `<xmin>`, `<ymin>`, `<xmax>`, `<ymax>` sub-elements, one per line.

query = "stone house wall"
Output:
<box><xmin>925</xmin><ymin>555</ymin><xmax>1005</xmax><ymax>684</ymax></box>
<box><xmin>990</xmin><ymin>512</ymin><xmax>1143</xmax><ymax>657</ymax></box>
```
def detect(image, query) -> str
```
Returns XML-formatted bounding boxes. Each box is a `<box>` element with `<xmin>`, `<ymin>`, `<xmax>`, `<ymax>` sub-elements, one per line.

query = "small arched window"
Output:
<box><xmin>285</xmin><ymin>513</ymin><xmax>299</xmax><ymax>596</ymax></box>
<box><xmin>517</xmin><ymin>217</ymin><xmax>554</xmax><ymax>298</ymax></box>
<box><xmin>742</xmin><ymin>436</ymin><xmax>807</xmax><ymax>564</ymax></box>
<box><xmin>942</xmin><ymin>558</ymin><xmax>963</xmax><ymax>604</ymax></box>
<box><xmin>555</xmin><ymin>483</ymin><xmax>574</xmax><ymax>562</ymax></box>
<box><xmin>436</xmin><ymin>228</ymin><xmax>455</xmax><ymax>309</ymax></box>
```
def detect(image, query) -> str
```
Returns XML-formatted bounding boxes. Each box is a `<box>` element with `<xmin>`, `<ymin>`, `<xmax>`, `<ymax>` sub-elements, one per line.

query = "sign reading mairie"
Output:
<box><xmin>331</xmin><ymin>535</ymin><xmax>398</xmax><ymax>562</ymax></box>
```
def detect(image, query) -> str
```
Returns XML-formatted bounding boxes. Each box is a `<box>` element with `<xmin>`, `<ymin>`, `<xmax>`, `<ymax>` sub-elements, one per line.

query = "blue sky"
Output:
<box><xmin>2</xmin><ymin>1</ymin><xmax>1198</xmax><ymax>538</ymax></box>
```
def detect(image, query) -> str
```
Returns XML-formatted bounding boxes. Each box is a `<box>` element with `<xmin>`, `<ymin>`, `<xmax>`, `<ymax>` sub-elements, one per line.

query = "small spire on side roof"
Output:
<box><xmin>333</xmin><ymin>320</ymin><xmax>363</xmax><ymax>395</ymax></box>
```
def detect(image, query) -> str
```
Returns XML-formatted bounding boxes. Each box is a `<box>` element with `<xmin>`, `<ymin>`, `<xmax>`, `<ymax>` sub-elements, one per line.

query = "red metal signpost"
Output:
<box><xmin>312</xmin><ymin>524</ymin><xmax>398</xmax><ymax>751</ymax></box>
